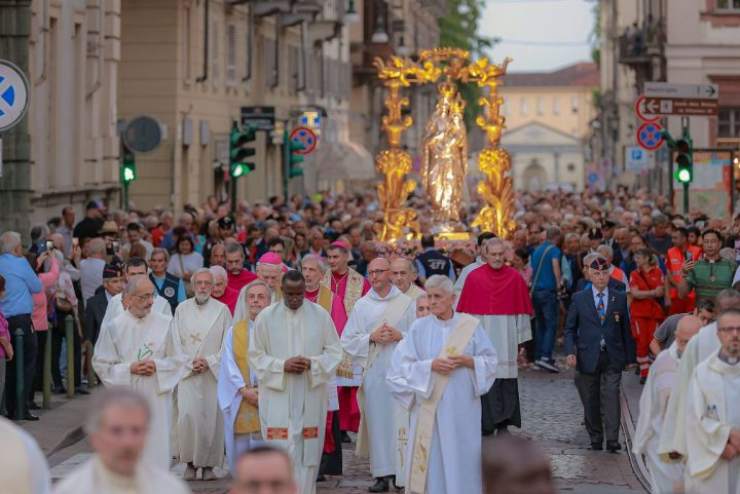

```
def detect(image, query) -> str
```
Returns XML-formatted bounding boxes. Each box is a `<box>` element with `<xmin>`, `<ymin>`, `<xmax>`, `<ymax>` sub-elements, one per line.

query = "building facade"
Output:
<box><xmin>120</xmin><ymin>0</ymin><xmax>370</xmax><ymax>213</ymax></box>
<box><xmin>0</xmin><ymin>0</ymin><xmax>121</xmax><ymax>232</ymax></box>
<box><xmin>595</xmin><ymin>0</ymin><xmax>740</xmax><ymax>193</ymax></box>
<box><xmin>499</xmin><ymin>62</ymin><xmax>599</xmax><ymax>192</ymax></box>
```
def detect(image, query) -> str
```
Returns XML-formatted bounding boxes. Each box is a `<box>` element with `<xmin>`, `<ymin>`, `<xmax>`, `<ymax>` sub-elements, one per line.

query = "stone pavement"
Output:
<box><xmin>32</xmin><ymin>367</ymin><xmax>646</xmax><ymax>493</ymax></box>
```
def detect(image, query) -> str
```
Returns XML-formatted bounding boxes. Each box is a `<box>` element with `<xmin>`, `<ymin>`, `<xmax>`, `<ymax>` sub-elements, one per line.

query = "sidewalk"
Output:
<box><xmin>17</xmin><ymin>390</ymin><xmax>95</xmax><ymax>458</ymax></box>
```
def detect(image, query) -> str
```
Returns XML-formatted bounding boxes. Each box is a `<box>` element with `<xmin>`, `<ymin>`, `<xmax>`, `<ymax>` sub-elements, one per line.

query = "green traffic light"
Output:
<box><xmin>123</xmin><ymin>167</ymin><xmax>136</xmax><ymax>182</ymax></box>
<box><xmin>677</xmin><ymin>168</ymin><xmax>691</xmax><ymax>183</ymax></box>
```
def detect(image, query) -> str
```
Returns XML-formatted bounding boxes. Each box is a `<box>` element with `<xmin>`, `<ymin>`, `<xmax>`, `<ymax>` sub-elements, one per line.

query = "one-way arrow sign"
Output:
<box><xmin>644</xmin><ymin>82</ymin><xmax>719</xmax><ymax>100</ymax></box>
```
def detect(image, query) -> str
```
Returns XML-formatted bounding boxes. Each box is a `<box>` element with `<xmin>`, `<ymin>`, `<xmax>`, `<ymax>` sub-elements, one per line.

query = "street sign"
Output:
<box><xmin>642</xmin><ymin>97</ymin><xmax>718</xmax><ymax>116</ymax></box>
<box><xmin>289</xmin><ymin>126</ymin><xmax>317</xmax><ymax>155</ymax></box>
<box><xmin>644</xmin><ymin>82</ymin><xmax>719</xmax><ymax>100</ymax></box>
<box><xmin>625</xmin><ymin>146</ymin><xmax>654</xmax><ymax>173</ymax></box>
<box><xmin>240</xmin><ymin>106</ymin><xmax>275</xmax><ymax>131</ymax></box>
<box><xmin>0</xmin><ymin>60</ymin><xmax>30</xmax><ymax>133</ymax></box>
<box><xmin>636</xmin><ymin>121</ymin><xmax>664</xmax><ymax>151</ymax></box>
<box><xmin>634</xmin><ymin>95</ymin><xmax>661</xmax><ymax>123</ymax></box>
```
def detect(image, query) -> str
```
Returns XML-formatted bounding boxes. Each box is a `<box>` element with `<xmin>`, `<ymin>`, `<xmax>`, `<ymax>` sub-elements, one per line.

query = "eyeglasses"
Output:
<box><xmin>133</xmin><ymin>293</ymin><xmax>154</xmax><ymax>302</ymax></box>
<box><xmin>718</xmin><ymin>326</ymin><xmax>740</xmax><ymax>334</ymax></box>
<box><xmin>368</xmin><ymin>269</ymin><xmax>389</xmax><ymax>276</ymax></box>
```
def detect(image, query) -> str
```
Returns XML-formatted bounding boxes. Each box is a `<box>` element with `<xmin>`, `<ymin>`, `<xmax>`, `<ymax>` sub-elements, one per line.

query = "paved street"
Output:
<box><xmin>39</xmin><ymin>365</ymin><xmax>645</xmax><ymax>493</ymax></box>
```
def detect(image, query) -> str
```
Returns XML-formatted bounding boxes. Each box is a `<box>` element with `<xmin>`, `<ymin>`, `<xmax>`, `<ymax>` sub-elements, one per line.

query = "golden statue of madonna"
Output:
<box><xmin>420</xmin><ymin>82</ymin><xmax>468</xmax><ymax>228</ymax></box>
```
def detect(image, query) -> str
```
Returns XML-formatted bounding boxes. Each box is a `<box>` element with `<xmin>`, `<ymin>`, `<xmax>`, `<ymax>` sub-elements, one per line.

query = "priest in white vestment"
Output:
<box><xmin>218</xmin><ymin>279</ymin><xmax>272</xmax><ymax>474</ymax></box>
<box><xmin>633</xmin><ymin>315</ymin><xmax>702</xmax><ymax>494</ymax></box>
<box><xmin>684</xmin><ymin>308</ymin><xmax>740</xmax><ymax>494</ymax></box>
<box><xmin>457</xmin><ymin>238</ymin><xmax>533</xmax><ymax>435</ymax></box>
<box><xmin>171</xmin><ymin>268</ymin><xmax>232</xmax><ymax>480</ymax></box>
<box><xmin>659</xmin><ymin>289</ymin><xmax>740</xmax><ymax>461</ymax></box>
<box><xmin>249</xmin><ymin>270</ymin><xmax>343</xmax><ymax>494</ymax></box>
<box><xmin>232</xmin><ymin>252</ymin><xmax>285</xmax><ymax>322</ymax></box>
<box><xmin>341</xmin><ymin>257</ymin><xmax>416</xmax><ymax>492</ymax></box>
<box><xmin>391</xmin><ymin>257</ymin><xmax>426</xmax><ymax>300</ymax></box>
<box><xmin>0</xmin><ymin>417</ymin><xmax>51</xmax><ymax>494</ymax></box>
<box><xmin>92</xmin><ymin>276</ymin><xmax>187</xmax><ymax>471</ymax></box>
<box><xmin>53</xmin><ymin>388</ymin><xmax>189</xmax><ymax>494</ymax></box>
<box><xmin>387</xmin><ymin>275</ymin><xmax>497</xmax><ymax>494</ymax></box>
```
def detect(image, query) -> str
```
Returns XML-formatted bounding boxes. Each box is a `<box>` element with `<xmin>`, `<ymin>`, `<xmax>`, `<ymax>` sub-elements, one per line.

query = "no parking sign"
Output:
<box><xmin>636</xmin><ymin>122</ymin><xmax>664</xmax><ymax>151</ymax></box>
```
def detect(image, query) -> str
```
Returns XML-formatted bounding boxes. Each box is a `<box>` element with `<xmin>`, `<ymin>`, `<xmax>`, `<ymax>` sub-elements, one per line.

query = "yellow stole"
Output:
<box><xmin>232</xmin><ymin>320</ymin><xmax>260</xmax><ymax>434</ymax></box>
<box><xmin>408</xmin><ymin>314</ymin><xmax>479</xmax><ymax>493</ymax></box>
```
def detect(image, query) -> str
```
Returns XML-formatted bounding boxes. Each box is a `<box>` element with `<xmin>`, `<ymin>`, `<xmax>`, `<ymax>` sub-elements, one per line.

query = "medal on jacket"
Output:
<box><xmin>614</xmin><ymin>312</ymin><xmax>620</xmax><ymax>323</ymax></box>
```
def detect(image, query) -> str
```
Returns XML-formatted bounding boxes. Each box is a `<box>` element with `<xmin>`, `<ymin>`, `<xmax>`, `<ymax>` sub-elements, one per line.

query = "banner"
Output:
<box><xmin>673</xmin><ymin>150</ymin><xmax>734</xmax><ymax>218</ymax></box>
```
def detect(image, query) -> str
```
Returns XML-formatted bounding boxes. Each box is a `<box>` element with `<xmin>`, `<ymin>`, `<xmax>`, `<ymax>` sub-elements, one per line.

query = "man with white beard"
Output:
<box><xmin>387</xmin><ymin>275</ymin><xmax>497</xmax><ymax>494</ymax></box>
<box><xmin>92</xmin><ymin>276</ymin><xmax>187</xmax><ymax>470</ymax></box>
<box><xmin>232</xmin><ymin>252</ymin><xmax>285</xmax><ymax>322</ymax></box>
<box><xmin>341</xmin><ymin>257</ymin><xmax>416</xmax><ymax>492</ymax></box>
<box><xmin>633</xmin><ymin>315</ymin><xmax>702</xmax><ymax>494</ymax></box>
<box><xmin>249</xmin><ymin>270</ymin><xmax>343</xmax><ymax>494</ymax></box>
<box><xmin>684</xmin><ymin>307</ymin><xmax>740</xmax><ymax>493</ymax></box>
<box><xmin>391</xmin><ymin>257</ymin><xmax>425</xmax><ymax>300</ymax></box>
<box><xmin>218</xmin><ymin>280</ymin><xmax>271</xmax><ymax>474</ymax></box>
<box><xmin>170</xmin><ymin>268</ymin><xmax>232</xmax><ymax>480</ymax></box>
<box><xmin>453</xmin><ymin>232</ymin><xmax>496</xmax><ymax>300</ymax></box>
<box><xmin>659</xmin><ymin>289</ymin><xmax>740</xmax><ymax>461</ymax></box>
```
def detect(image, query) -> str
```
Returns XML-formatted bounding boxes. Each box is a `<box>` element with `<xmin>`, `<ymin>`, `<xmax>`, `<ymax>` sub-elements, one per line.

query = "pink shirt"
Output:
<box><xmin>0</xmin><ymin>310</ymin><xmax>9</xmax><ymax>358</ymax></box>
<box><xmin>31</xmin><ymin>257</ymin><xmax>60</xmax><ymax>332</ymax></box>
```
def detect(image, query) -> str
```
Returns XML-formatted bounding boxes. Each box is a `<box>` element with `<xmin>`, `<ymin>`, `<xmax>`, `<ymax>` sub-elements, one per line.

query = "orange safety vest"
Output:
<box><xmin>666</xmin><ymin>246</ymin><xmax>702</xmax><ymax>300</ymax></box>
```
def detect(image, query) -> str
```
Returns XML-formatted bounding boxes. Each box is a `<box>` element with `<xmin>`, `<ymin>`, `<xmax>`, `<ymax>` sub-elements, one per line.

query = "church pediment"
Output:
<box><xmin>501</xmin><ymin>122</ymin><xmax>580</xmax><ymax>146</ymax></box>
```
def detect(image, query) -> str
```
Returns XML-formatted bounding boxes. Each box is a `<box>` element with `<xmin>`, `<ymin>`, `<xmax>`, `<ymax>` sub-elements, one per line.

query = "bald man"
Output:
<box><xmin>390</xmin><ymin>257</ymin><xmax>425</xmax><ymax>300</ymax></box>
<box><xmin>341</xmin><ymin>257</ymin><xmax>416</xmax><ymax>492</ymax></box>
<box><xmin>633</xmin><ymin>315</ymin><xmax>702</xmax><ymax>494</ymax></box>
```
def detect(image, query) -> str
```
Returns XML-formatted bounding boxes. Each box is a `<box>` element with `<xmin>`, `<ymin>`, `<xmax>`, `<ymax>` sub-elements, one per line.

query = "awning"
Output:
<box><xmin>312</xmin><ymin>137</ymin><xmax>376</xmax><ymax>182</ymax></box>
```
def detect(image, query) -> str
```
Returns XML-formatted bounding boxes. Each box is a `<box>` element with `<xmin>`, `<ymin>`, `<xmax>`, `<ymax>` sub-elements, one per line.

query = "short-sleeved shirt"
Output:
<box><xmin>654</xmin><ymin>312</ymin><xmax>685</xmax><ymax>349</ymax></box>
<box><xmin>531</xmin><ymin>241</ymin><xmax>561</xmax><ymax>291</ymax></box>
<box><xmin>685</xmin><ymin>258</ymin><xmax>736</xmax><ymax>302</ymax></box>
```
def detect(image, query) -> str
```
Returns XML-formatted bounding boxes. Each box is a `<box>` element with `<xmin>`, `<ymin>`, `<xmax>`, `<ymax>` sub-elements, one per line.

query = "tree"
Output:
<box><xmin>438</xmin><ymin>0</ymin><xmax>498</xmax><ymax>126</ymax></box>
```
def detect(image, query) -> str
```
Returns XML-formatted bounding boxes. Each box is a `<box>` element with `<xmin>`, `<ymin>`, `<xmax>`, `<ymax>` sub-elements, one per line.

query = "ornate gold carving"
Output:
<box><xmin>373</xmin><ymin>51</ymin><xmax>516</xmax><ymax>241</ymax></box>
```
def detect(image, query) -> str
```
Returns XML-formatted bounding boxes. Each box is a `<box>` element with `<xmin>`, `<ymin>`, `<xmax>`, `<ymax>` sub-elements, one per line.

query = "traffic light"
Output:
<box><xmin>229</xmin><ymin>122</ymin><xmax>257</xmax><ymax>178</ymax></box>
<box><xmin>121</xmin><ymin>146</ymin><xmax>137</xmax><ymax>184</ymax></box>
<box><xmin>674</xmin><ymin>138</ymin><xmax>693</xmax><ymax>184</ymax></box>
<box><xmin>284</xmin><ymin>130</ymin><xmax>305</xmax><ymax>178</ymax></box>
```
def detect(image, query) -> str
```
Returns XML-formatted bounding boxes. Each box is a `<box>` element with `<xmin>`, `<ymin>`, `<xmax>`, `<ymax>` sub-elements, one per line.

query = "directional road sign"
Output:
<box><xmin>644</xmin><ymin>82</ymin><xmax>719</xmax><ymax>100</ymax></box>
<box><xmin>636</xmin><ymin>121</ymin><xmax>664</xmax><ymax>151</ymax></box>
<box><xmin>289</xmin><ymin>126</ymin><xmax>317</xmax><ymax>155</ymax></box>
<box><xmin>0</xmin><ymin>60</ymin><xmax>30</xmax><ymax>133</ymax></box>
<box><xmin>634</xmin><ymin>95</ymin><xmax>661</xmax><ymax>123</ymax></box>
<box><xmin>642</xmin><ymin>97</ymin><xmax>718</xmax><ymax>116</ymax></box>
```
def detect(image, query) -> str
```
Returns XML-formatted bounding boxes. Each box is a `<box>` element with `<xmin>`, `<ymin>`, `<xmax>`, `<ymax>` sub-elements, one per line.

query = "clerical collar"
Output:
<box><xmin>718</xmin><ymin>351</ymin><xmax>740</xmax><ymax>366</ymax></box>
<box><xmin>332</xmin><ymin>270</ymin><xmax>348</xmax><ymax>280</ymax></box>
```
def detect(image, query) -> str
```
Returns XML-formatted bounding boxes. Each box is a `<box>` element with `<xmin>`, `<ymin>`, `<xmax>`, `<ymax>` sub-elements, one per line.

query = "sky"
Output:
<box><xmin>480</xmin><ymin>0</ymin><xmax>596</xmax><ymax>73</ymax></box>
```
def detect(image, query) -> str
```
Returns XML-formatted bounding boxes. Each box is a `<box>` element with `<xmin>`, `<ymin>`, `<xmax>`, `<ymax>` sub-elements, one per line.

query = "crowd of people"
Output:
<box><xmin>0</xmin><ymin>187</ymin><xmax>739</xmax><ymax>493</ymax></box>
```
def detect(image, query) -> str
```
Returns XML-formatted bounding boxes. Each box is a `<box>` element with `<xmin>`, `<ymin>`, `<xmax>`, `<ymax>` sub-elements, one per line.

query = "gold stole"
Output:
<box><xmin>232</xmin><ymin>320</ymin><xmax>260</xmax><ymax>434</ymax></box>
<box><xmin>322</xmin><ymin>268</ymin><xmax>365</xmax><ymax>315</ymax></box>
<box><xmin>355</xmin><ymin>293</ymin><xmax>413</xmax><ymax>458</ymax></box>
<box><xmin>315</xmin><ymin>283</ymin><xmax>354</xmax><ymax>379</ymax></box>
<box><xmin>409</xmin><ymin>314</ymin><xmax>479</xmax><ymax>494</ymax></box>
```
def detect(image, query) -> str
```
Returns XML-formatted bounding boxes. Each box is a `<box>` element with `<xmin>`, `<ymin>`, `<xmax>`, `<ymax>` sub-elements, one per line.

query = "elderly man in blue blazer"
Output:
<box><xmin>565</xmin><ymin>255</ymin><xmax>636</xmax><ymax>453</ymax></box>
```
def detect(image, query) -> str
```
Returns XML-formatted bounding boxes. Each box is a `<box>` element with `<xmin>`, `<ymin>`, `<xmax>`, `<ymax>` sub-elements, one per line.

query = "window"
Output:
<box><xmin>536</xmin><ymin>96</ymin><xmax>544</xmax><ymax>116</ymax></box>
<box><xmin>520</xmin><ymin>98</ymin><xmax>528</xmax><ymax>116</ymax></box>
<box><xmin>226</xmin><ymin>25</ymin><xmax>237</xmax><ymax>83</ymax></box>
<box><xmin>184</xmin><ymin>5</ymin><xmax>192</xmax><ymax>81</ymax></box>
<box><xmin>716</xmin><ymin>0</ymin><xmax>740</xmax><ymax>10</ymax></box>
<box><xmin>211</xmin><ymin>21</ymin><xmax>220</xmax><ymax>82</ymax></box>
<box><xmin>718</xmin><ymin>107</ymin><xmax>740</xmax><ymax>138</ymax></box>
<box><xmin>571</xmin><ymin>95</ymin><xmax>579</xmax><ymax>113</ymax></box>
<box><xmin>553</xmin><ymin>97</ymin><xmax>560</xmax><ymax>115</ymax></box>
<box><xmin>567</xmin><ymin>163</ymin><xmax>576</xmax><ymax>173</ymax></box>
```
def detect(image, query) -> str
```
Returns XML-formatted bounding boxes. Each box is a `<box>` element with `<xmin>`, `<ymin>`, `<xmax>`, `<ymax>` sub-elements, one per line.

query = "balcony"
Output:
<box><xmin>617</xmin><ymin>19</ymin><xmax>665</xmax><ymax>67</ymax></box>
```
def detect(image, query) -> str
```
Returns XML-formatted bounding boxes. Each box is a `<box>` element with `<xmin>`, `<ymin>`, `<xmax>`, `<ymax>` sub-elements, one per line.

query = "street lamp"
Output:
<box><xmin>371</xmin><ymin>2</ymin><xmax>389</xmax><ymax>43</ymax></box>
<box><xmin>344</xmin><ymin>0</ymin><xmax>359</xmax><ymax>23</ymax></box>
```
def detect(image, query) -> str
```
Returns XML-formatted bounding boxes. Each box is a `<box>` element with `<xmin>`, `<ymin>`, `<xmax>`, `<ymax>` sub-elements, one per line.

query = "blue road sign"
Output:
<box><xmin>0</xmin><ymin>60</ymin><xmax>30</xmax><ymax>133</ymax></box>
